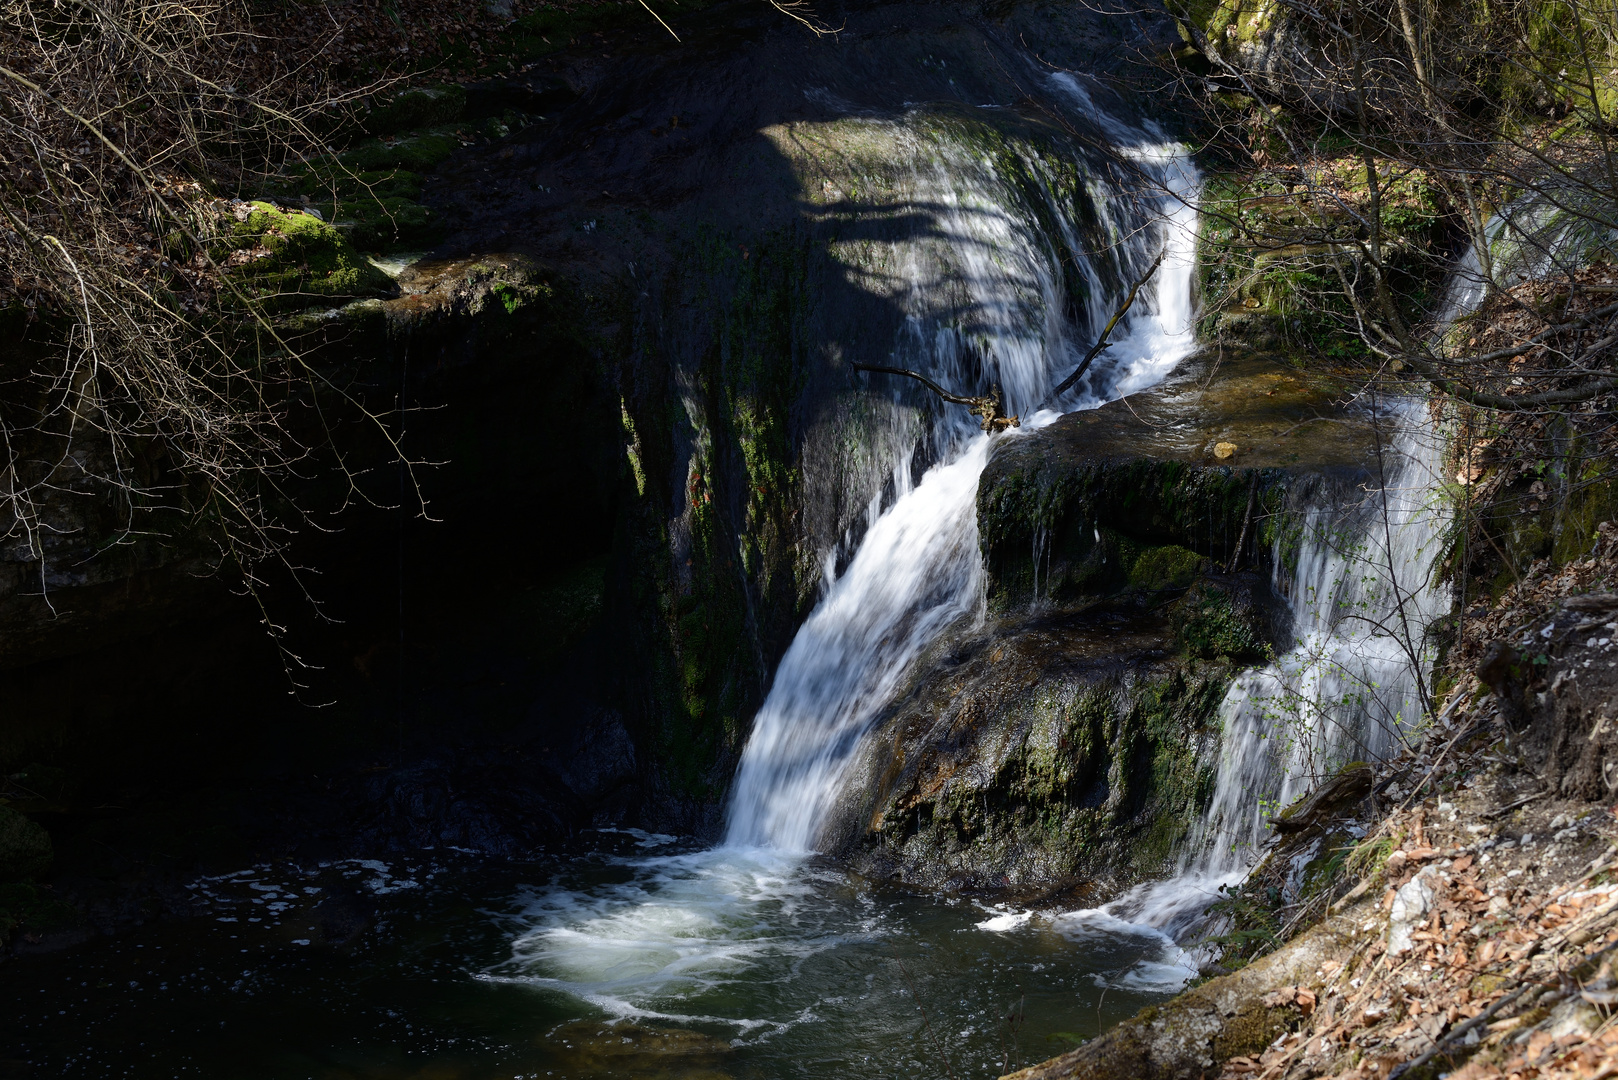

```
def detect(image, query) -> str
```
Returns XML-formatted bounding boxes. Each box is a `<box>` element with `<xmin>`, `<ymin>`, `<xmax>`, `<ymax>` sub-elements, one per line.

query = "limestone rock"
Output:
<box><xmin>1387</xmin><ymin>869</ymin><xmax>1436</xmax><ymax>954</ymax></box>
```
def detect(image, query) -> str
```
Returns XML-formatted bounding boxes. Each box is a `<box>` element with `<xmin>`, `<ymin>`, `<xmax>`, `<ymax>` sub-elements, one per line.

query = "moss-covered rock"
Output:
<box><xmin>341</xmin><ymin>195</ymin><xmax>438</xmax><ymax>250</ymax></box>
<box><xmin>0</xmin><ymin>806</ymin><xmax>51</xmax><ymax>881</ymax></box>
<box><xmin>1173</xmin><ymin>582</ymin><xmax>1268</xmax><ymax>662</ymax></box>
<box><xmin>362</xmin><ymin>85</ymin><xmax>467</xmax><ymax>136</ymax></box>
<box><xmin>221</xmin><ymin>201</ymin><xmax>396</xmax><ymax>309</ymax></box>
<box><xmin>823</xmin><ymin>351</ymin><xmax>1387</xmax><ymax>893</ymax></box>
<box><xmin>340</xmin><ymin>129</ymin><xmax>463</xmax><ymax>174</ymax></box>
<box><xmin>978</xmin><ymin>350</ymin><xmax>1380</xmax><ymax>611</ymax></box>
<box><xmin>825</xmin><ymin>614</ymin><xmax>1230</xmax><ymax>894</ymax></box>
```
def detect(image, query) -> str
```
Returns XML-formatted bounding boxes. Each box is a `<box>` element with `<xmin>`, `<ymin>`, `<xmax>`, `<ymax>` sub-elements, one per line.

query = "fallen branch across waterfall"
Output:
<box><xmin>1048</xmin><ymin>250</ymin><xmax>1165</xmax><ymax>400</ymax></box>
<box><xmin>851</xmin><ymin>364</ymin><xmax>1021</xmax><ymax>433</ymax></box>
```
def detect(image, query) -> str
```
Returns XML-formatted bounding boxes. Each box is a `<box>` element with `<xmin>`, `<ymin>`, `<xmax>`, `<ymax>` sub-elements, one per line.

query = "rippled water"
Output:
<box><xmin>4</xmin><ymin>80</ymin><xmax>1216</xmax><ymax>1080</ymax></box>
<box><xmin>2</xmin><ymin>849</ymin><xmax>1188</xmax><ymax>1079</ymax></box>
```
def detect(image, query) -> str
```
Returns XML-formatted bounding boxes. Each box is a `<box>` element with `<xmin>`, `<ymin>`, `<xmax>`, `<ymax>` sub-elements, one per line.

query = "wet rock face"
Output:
<box><xmin>822</xmin><ymin>601</ymin><xmax>1229</xmax><ymax>895</ymax></box>
<box><xmin>978</xmin><ymin>349</ymin><xmax>1382</xmax><ymax>612</ymax></box>
<box><xmin>1</xmin><ymin>0</ymin><xmax>1190</xmax><ymax>844</ymax></box>
<box><xmin>821</xmin><ymin>351</ymin><xmax>1388</xmax><ymax>896</ymax></box>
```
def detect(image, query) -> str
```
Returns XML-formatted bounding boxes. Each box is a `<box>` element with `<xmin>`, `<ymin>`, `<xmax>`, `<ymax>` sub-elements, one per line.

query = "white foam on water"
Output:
<box><xmin>496</xmin><ymin>84</ymin><xmax>1206</xmax><ymax>1021</ymax></box>
<box><xmin>484</xmin><ymin>847</ymin><xmax>866</xmax><ymax>1030</ymax></box>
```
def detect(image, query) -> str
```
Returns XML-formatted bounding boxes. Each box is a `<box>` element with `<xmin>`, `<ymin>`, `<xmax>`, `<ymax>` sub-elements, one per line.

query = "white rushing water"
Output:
<box><xmin>725</xmin><ymin>81</ymin><xmax>1203</xmax><ymax>852</ymax></box>
<box><xmin>498</xmin><ymin>74</ymin><xmax>1458</xmax><ymax>1019</ymax></box>
<box><xmin>1061</xmin><ymin>408</ymin><xmax>1452</xmax><ymax>954</ymax></box>
<box><xmin>493</xmin><ymin>82</ymin><xmax>1210</xmax><ymax>1021</ymax></box>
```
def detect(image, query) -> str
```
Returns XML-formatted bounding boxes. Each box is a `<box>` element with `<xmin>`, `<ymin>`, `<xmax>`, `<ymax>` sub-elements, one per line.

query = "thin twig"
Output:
<box><xmin>1050</xmin><ymin>251</ymin><xmax>1165</xmax><ymax>399</ymax></box>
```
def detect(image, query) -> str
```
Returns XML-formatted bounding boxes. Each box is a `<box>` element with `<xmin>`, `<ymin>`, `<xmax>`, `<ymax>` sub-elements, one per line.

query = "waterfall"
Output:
<box><xmin>724</xmin><ymin>81</ymin><xmax>1203</xmax><ymax>852</ymax></box>
<box><xmin>1062</xmin><ymin>407</ymin><xmax>1452</xmax><ymax>948</ymax></box>
<box><xmin>493</xmin><ymin>83</ymin><xmax>1214</xmax><ymax>1026</ymax></box>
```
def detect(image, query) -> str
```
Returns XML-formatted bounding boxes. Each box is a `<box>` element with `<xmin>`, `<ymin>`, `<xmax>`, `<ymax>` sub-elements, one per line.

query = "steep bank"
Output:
<box><xmin>1005</xmin><ymin>611</ymin><xmax>1618</xmax><ymax>1080</ymax></box>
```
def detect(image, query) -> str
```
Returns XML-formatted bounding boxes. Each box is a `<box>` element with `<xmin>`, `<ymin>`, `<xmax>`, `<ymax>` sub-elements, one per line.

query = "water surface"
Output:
<box><xmin>4</xmin><ymin>846</ymin><xmax>1190</xmax><ymax>1079</ymax></box>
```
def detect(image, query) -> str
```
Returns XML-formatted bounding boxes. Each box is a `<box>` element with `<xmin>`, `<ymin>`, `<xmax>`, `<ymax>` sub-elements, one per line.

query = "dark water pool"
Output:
<box><xmin>2</xmin><ymin>841</ymin><xmax>1193</xmax><ymax>1079</ymax></box>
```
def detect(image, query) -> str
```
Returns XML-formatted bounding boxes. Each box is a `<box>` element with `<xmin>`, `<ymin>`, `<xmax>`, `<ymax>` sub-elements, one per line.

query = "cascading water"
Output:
<box><xmin>726</xmin><ymin>79</ymin><xmax>1202</xmax><ymax>853</ymax></box>
<box><xmin>482</xmin><ymin>81</ymin><xmax>1212</xmax><ymax>1059</ymax></box>
<box><xmin>1054</xmin><ymin>409</ymin><xmax>1452</xmax><ymax>951</ymax></box>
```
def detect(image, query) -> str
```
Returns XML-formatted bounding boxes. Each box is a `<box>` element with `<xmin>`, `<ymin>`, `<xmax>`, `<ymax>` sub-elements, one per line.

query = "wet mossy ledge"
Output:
<box><xmin>822</xmin><ymin>602</ymin><xmax>1234</xmax><ymax>895</ymax></box>
<box><xmin>820</xmin><ymin>351</ymin><xmax>1392</xmax><ymax>897</ymax></box>
<box><xmin>977</xmin><ymin>348</ymin><xmax>1387</xmax><ymax>613</ymax></box>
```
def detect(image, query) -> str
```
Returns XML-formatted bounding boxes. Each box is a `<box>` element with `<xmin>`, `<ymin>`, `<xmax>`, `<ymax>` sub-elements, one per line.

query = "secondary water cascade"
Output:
<box><xmin>1069</xmin><ymin>413</ymin><xmax>1453</xmax><ymax>947</ymax></box>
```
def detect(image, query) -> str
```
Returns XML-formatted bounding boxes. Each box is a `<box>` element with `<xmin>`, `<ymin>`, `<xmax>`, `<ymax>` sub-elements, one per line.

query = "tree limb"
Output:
<box><xmin>1050</xmin><ymin>251</ymin><xmax>1165</xmax><ymax>399</ymax></box>
<box><xmin>852</xmin><ymin>364</ymin><xmax>1021</xmax><ymax>432</ymax></box>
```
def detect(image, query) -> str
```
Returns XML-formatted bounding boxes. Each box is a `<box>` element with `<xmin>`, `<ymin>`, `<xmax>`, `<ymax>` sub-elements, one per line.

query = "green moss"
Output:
<box><xmin>620</xmin><ymin>227</ymin><xmax>817</xmax><ymax>803</ymax></box>
<box><xmin>0</xmin><ymin>805</ymin><xmax>52</xmax><ymax>881</ymax></box>
<box><xmin>1210</xmin><ymin>998</ymin><xmax>1292</xmax><ymax>1062</ymax></box>
<box><xmin>979</xmin><ymin>456</ymin><xmax>1267</xmax><ymax>610</ymax></box>
<box><xmin>222</xmin><ymin>201</ymin><xmax>395</xmax><ymax>308</ymax></box>
<box><xmin>363</xmin><ymin>85</ymin><xmax>467</xmax><ymax>136</ymax></box>
<box><xmin>869</xmin><ymin>659</ymin><xmax>1226</xmax><ymax>888</ymax></box>
<box><xmin>343</xmin><ymin>196</ymin><xmax>438</xmax><ymax>250</ymax></box>
<box><xmin>1129</xmin><ymin>544</ymin><xmax>1204</xmax><ymax>591</ymax></box>
<box><xmin>1553</xmin><ymin>472</ymin><xmax>1618</xmax><ymax>566</ymax></box>
<box><xmin>1176</xmin><ymin>585</ymin><xmax>1266</xmax><ymax>661</ymax></box>
<box><xmin>1196</xmin><ymin>160</ymin><xmax>1446</xmax><ymax>358</ymax></box>
<box><xmin>340</xmin><ymin>129</ymin><xmax>463</xmax><ymax>174</ymax></box>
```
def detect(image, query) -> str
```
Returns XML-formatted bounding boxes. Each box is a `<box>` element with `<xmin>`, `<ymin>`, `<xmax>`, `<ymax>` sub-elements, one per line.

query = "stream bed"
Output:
<box><xmin>2</xmin><ymin>845</ymin><xmax>1191</xmax><ymax>1079</ymax></box>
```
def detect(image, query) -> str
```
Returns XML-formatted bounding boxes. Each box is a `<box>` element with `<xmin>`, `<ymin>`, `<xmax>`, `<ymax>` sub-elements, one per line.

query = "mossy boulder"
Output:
<box><xmin>1130</xmin><ymin>545</ymin><xmax>1206</xmax><ymax>591</ymax></box>
<box><xmin>340</xmin><ymin>195</ymin><xmax>438</xmax><ymax>250</ymax></box>
<box><xmin>0</xmin><ymin>805</ymin><xmax>52</xmax><ymax>881</ymax></box>
<box><xmin>340</xmin><ymin>129</ymin><xmax>463</xmax><ymax>174</ymax></box>
<box><xmin>222</xmin><ymin>201</ymin><xmax>396</xmax><ymax>309</ymax></box>
<box><xmin>362</xmin><ymin>85</ymin><xmax>467</xmax><ymax>136</ymax></box>
<box><xmin>823</xmin><ymin>601</ymin><xmax>1229</xmax><ymax>895</ymax></box>
<box><xmin>1173</xmin><ymin>582</ymin><xmax>1268</xmax><ymax>662</ymax></box>
<box><xmin>978</xmin><ymin>350</ymin><xmax>1379</xmax><ymax>612</ymax></box>
<box><xmin>291</xmin><ymin>166</ymin><xmax>439</xmax><ymax>253</ymax></box>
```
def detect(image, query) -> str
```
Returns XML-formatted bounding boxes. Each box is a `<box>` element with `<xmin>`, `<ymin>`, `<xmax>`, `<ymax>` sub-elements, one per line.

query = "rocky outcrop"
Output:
<box><xmin>822</xmin><ymin>350</ymin><xmax>1390</xmax><ymax>895</ymax></box>
<box><xmin>978</xmin><ymin>349</ymin><xmax>1383</xmax><ymax>608</ymax></box>
<box><xmin>0</xmin><ymin>0</ymin><xmax>1189</xmax><ymax>914</ymax></box>
<box><xmin>1004</xmin><ymin>912</ymin><xmax>1358</xmax><ymax>1080</ymax></box>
